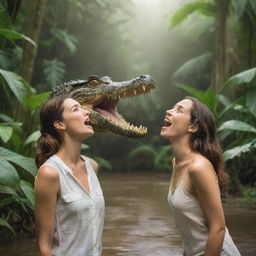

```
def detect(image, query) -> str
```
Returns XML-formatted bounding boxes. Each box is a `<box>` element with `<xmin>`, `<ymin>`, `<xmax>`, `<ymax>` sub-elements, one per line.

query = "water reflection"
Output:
<box><xmin>0</xmin><ymin>172</ymin><xmax>255</xmax><ymax>256</ymax></box>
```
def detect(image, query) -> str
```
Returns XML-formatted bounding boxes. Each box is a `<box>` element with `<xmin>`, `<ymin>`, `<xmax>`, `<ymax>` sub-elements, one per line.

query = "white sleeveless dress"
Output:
<box><xmin>40</xmin><ymin>154</ymin><xmax>105</xmax><ymax>256</ymax></box>
<box><xmin>167</xmin><ymin>181</ymin><xmax>241</xmax><ymax>256</ymax></box>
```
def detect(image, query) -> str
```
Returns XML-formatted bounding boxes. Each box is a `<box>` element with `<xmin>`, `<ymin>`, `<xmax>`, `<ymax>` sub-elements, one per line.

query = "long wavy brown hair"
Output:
<box><xmin>186</xmin><ymin>96</ymin><xmax>229</xmax><ymax>191</ymax></box>
<box><xmin>35</xmin><ymin>94</ymin><xmax>70</xmax><ymax>168</ymax></box>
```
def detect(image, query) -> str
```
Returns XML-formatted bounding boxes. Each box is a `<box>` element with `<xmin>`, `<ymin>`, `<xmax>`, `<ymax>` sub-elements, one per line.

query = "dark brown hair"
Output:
<box><xmin>185</xmin><ymin>96</ymin><xmax>229</xmax><ymax>191</ymax></box>
<box><xmin>35</xmin><ymin>95</ymin><xmax>70</xmax><ymax>168</ymax></box>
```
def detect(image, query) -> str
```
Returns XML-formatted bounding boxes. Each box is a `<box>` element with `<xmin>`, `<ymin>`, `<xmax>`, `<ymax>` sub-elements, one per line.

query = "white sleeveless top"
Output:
<box><xmin>167</xmin><ymin>181</ymin><xmax>241</xmax><ymax>256</ymax></box>
<box><xmin>41</xmin><ymin>154</ymin><xmax>105</xmax><ymax>256</ymax></box>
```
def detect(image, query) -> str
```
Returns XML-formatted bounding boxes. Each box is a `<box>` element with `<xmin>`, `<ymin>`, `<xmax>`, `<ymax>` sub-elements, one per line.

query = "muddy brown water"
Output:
<box><xmin>0</xmin><ymin>172</ymin><xmax>255</xmax><ymax>256</ymax></box>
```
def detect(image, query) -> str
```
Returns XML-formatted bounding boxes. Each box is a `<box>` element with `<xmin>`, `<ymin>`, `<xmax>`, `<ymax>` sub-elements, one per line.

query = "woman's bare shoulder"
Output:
<box><xmin>36</xmin><ymin>165</ymin><xmax>59</xmax><ymax>182</ymax></box>
<box><xmin>188</xmin><ymin>154</ymin><xmax>216</xmax><ymax>182</ymax></box>
<box><xmin>86</xmin><ymin>157</ymin><xmax>99</xmax><ymax>174</ymax></box>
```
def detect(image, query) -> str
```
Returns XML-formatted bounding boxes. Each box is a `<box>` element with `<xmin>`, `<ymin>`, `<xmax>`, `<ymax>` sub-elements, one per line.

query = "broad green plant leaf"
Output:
<box><xmin>0</xmin><ymin>185</ymin><xmax>18</xmax><ymax>196</ymax></box>
<box><xmin>220</xmin><ymin>67</ymin><xmax>256</xmax><ymax>92</ymax></box>
<box><xmin>169</xmin><ymin>1</ymin><xmax>216</xmax><ymax>28</ymax></box>
<box><xmin>50</xmin><ymin>28</ymin><xmax>77</xmax><ymax>53</ymax></box>
<box><xmin>94</xmin><ymin>157</ymin><xmax>112</xmax><ymax>170</ymax></box>
<box><xmin>249</xmin><ymin>0</ymin><xmax>256</xmax><ymax>15</ymax></box>
<box><xmin>235</xmin><ymin>0</ymin><xmax>248</xmax><ymax>17</ymax></box>
<box><xmin>176</xmin><ymin>83</ymin><xmax>205</xmax><ymax>98</ymax></box>
<box><xmin>218</xmin><ymin>120</ymin><xmax>256</xmax><ymax>133</ymax></box>
<box><xmin>0</xmin><ymin>156</ymin><xmax>19</xmax><ymax>187</ymax></box>
<box><xmin>223</xmin><ymin>139</ymin><xmax>256</xmax><ymax>160</ymax></box>
<box><xmin>0</xmin><ymin>29</ymin><xmax>36</xmax><ymax>47</ymax></box>
<box><xmin>0</xmin><ymin>217</ymin><xmax>16</xmax><ymax>238</ymax></box>
<box><xmin>175</xmin><ymin>84</ymin><xmax>216</xmax><ymax>113</ymax></box>
<box><xmin>173</xmin><ymin>53</ymin><xmax>212</xmax><ymax>79</ymax></box>
<box><xmin>0</xmin><ymin>125</ymin><xmax>13</xmax><ymax>143</ymax></box>
<box><xmin>0</xmin><ymin>147</ymin><xmax>37</xmax><ymax>177</ymax></box>
<box><xmin>24</xmin><ymin>130</ymin><xmax>41</xmax><ymax>146</ymax></box>
<box><xmin>25</xmin><ymin>92</ymin><xmax>50</xmax><ymax>110</ymax></box>
<box><xmin>20</xmin><ymin>180</ymin><xmax>35</xmax><ymax>207</ymax></box>
<box><xmin>0</xmin><ymin>69</ymin><xmax>31</xmax><ymax>104</ymax></box>
<box><xmin>246</xmin><ymin>85</ymin><xmax>256</xmax><ymax>118</ymax></box>
<box><xmin>43</xmin><ymin>58</ymin><xmax>65</xmax><ymax>87</ymax></box>
<box><xmin>81</xmin><ymin>143</ymin><xmax>90</xmax><ymax>150</ymax></box>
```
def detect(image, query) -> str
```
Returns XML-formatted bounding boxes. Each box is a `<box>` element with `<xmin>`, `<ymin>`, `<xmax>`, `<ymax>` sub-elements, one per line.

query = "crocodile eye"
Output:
<box><xmin>88</xmin><ymin>79</ymin><xmax>101</xmax><ymax>87</ymax></box>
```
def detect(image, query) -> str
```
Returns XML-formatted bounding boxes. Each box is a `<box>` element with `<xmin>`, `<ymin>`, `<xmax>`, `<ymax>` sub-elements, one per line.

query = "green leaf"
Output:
<box><xmin>93</xmin><ymin>157</ymin><xmax>112</xmax><ymax>170</ymax></box>
<box><xmin>128</xmin><ymin>145</ymin><xmax>157</xmax><ymax>159</ymax></box>
<box><xmin>202</xmin><ymin>87</ymin><xmax>216</xmax><ymax>114</ymax></box>
<box><xmin>154</xmin><ymin>145</ymin><xmax>172</xmax><ymax>169</ymax></box>
<box><xmin>20</xmin><ymin>180</ymin><xmax>35</xmax><ymax>207</ymax></box>
<box><xmin>223</xmin><ymin>140</ymin><xmax>256</xmax><ymax>160</ymax></box>
<box><xmin>25</xmin><ymin>92</ymin><xmax>50</xmax><ymax>110</ymax></box>
<box><xmin>43</xmin><ymin>58</ymin><xmax>65</xmax><ymax>87</ymax></box>
<box><xmin>173</xmin><ymin>52</ymin><xmax>212</xmax><ymax>79</ymax></box>
<box><xmin>246</xmin><ymin>85</ymin><xmax>256</xmax><ymax>118</ymax></box>
<box><xmin>0</xmin><ymin>217</ymin><xmax>16</xmax><ymax>238</ymax></box>
<box><xmin>0</xmin><ymin>69</ymin><xmax>29</xmax><ymax>104</ymax></box>
<box><xmin>221</xmin><ymin>67</ymin><xmax>256</xmax><ymax>92</ymax></box>
<box><xmin>0</xmin><ymin>125</ymin><xmax>13</xmax><ymax>143</ymax></box>
<box><xmin>169</xmin><ymin>1</ymin><xmax>216</xmax><ymax>28</ymax></box>
<box><xmin>0</xmin><ymin>146</ymin><xmax>37</xmax><ymax>177</ymax></box>
<box><xmin>248</xmin><ymin>0</ymin><xmax>256</xmax><ymax>15</ymax></box>
<box><xmin>0</xmin><ymin>185</ymin><xmax>18</xmax><ymax>196</ymax></box>
<box><xmin>218</xmin><ymin>120</ymin><xmax>256</xmax><ymax>133</ymax></box>
<box><xmin>176</xmin><ymin>83</ymin><xmax>205</xmax><ymax>99</ymax></box>
<box><xmin>0</xmin><ymin>28</ymin><xmax>36</xmax><ymax>47</ymax></box>
<box><xmin>0</xmin><ymin>157</ymin><xmax>20</xmax><ymax>187</ymax></box>
<box><xmin>0</xmin><ymin>198</ymin><xmax>17</xmax><ymax>207</ymax></box>
<box><xmin>235</xmin><ymin>0</ymin><xmax>248</xmax><ymax>17</ymax></box>
<box><xmin>51</xmin><ymin>28</ymin><xmax>78</xmax><ymax>53</ymax></box>
<box><xmin>81</xmin><ymin>143</ymin><xmax>90</xmax><ymax>150</ymax></box>
<box><xmin>24</xmin><ymin>130</ymin><xmax>41</xmax><ymax>146</ymax></box>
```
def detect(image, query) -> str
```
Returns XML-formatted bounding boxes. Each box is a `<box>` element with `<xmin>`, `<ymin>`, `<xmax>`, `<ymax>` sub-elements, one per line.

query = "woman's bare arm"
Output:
<box><xmin>189</xmin><ymin>157</ymin><xmax>226</xmax><ymax>256</ymax></box>
<box><xmin>35</xmin><ymin>166</ymin><xmax>59</xmax><ymax>256</ymax></box>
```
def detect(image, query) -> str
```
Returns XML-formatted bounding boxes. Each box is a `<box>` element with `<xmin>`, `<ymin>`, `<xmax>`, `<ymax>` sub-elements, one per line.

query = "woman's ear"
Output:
<box><xmin>188</xmin><ymin>123</ymin><xmax>198</xmax><ymax>133</ymax></box>
<box><xmin>54</xmin><ymin>120</ymin><xmax>65</xmax><ymax>131</ymax></box>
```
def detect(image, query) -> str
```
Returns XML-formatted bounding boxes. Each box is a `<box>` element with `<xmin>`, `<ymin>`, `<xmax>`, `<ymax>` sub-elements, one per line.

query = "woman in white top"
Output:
<box><xmin>35</xmin><ymin>95</ymin><xmax>105</xmax><ymax>256</ymax></box>
<box><xmin>160</xmin><ymin>96</ymin><xmax>240</xmax><ymax>256</ymax></box>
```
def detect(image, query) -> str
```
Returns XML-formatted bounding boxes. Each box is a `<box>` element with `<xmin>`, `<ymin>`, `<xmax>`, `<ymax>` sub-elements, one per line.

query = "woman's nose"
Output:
<box><xmin>166</xmin><ymin>109</ymin><xmax>172</xmax><ymax>116</ymax></box>
<box><xmin>82</xmin><ymin>109</ymin><xmax>89</xmax><ymax>115</ymax></box>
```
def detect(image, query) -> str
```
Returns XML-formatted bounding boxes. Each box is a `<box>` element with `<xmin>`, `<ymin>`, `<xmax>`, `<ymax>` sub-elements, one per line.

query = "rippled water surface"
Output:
<box><xmin>0</xmin><ymin>172</ymin><xmax>255</xmax><ymax>256</ymax></box>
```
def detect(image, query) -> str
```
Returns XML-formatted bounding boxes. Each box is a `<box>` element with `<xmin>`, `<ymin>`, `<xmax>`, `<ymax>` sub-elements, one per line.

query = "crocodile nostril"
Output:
<box><xmin>140</xmin><ymin>75</ymin><xmax>146</xmax><ymax>78</ymax></box>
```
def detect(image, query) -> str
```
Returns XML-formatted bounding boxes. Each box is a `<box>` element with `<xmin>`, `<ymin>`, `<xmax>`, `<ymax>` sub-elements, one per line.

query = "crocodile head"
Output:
<box><xmin>51</xmin><ymin>74</ymin><xmax>155</xmax><ymax>138</ymax></box>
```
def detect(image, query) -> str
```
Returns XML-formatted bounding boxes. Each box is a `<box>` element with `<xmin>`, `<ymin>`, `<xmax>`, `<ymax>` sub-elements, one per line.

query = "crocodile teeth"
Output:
<box><xmin>134</xmin><ymin>90</ymin><xmax>137</xmax><ymax>95</ymax></box>
<box><xmin>142</xmin><ymin>86</ymin><xmax>146</xmax><ymax>91</ymax></box>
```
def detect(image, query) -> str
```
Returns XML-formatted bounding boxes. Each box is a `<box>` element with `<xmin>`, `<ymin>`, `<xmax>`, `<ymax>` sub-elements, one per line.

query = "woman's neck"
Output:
<box><xmin>57</xmin><ymin>136</ymin><xmax>82</xmax><ymax>165</ymax></box>
<box><xmin>170</xmin><ymin>136</ymin><xmax>192</xmax><ymax>164</ymax></box>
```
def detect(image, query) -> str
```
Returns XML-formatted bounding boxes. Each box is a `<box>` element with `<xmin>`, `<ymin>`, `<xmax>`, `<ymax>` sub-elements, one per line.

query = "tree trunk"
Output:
<box><xmin>211</xmin><ymin>0</ymin><xmax>231</xmax><ymax>90</ymax></box>
<box><xmin>19</xmin><ymin>0</ymin><xmax>47</xmax><ymax>84</ymax></box>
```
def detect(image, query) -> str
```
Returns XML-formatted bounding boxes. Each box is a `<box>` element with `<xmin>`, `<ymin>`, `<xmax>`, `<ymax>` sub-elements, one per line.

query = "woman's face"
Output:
<box><xmin>57</xmin><ymin>98</ymin><xmax>94</xmax><ymax>140</ymax></box>
<box><xmin>160</xmin><ymin>99</ymin><xmax>194</xmax><ymax>139</ymax></box>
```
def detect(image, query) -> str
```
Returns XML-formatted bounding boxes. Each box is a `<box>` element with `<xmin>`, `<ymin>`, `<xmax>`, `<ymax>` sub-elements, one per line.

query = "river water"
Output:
<box><xmin>0</xmin><ymin>172</ymin><xmax>255</xmax><ymax>256</ymax></box>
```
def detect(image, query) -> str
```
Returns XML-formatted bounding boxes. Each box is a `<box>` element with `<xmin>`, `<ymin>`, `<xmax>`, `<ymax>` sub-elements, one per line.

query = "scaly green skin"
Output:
<box><xmin>51</xmin><ymin>75</ymin><xmax>155</xmax><ymax>138</ymax></box>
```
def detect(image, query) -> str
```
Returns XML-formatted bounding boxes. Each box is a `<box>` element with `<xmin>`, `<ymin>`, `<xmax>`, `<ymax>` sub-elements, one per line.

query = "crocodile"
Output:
<box><xmin>51</xmin><ymin>75</ymin><xmax>155</xmax><ymax>138</ymax></box>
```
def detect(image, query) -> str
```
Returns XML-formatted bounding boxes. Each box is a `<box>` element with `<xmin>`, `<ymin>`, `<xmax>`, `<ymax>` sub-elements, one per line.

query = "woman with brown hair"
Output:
<box><xmin>35</xmin><ymin>95</ymin><xmax>105</xmax><ymax>256</ymax></box>
<box><xmin>161</xmin><ymin>96</ymin><xmax>240</xmax><ymax>256</ymax></box>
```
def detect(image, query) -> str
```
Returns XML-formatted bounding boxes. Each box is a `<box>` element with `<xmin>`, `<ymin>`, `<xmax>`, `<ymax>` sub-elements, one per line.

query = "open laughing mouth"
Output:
<box><xmin>163</xmin><ymin>119</ymin><xmax>172</xmax><ymax>128</ymax></box>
